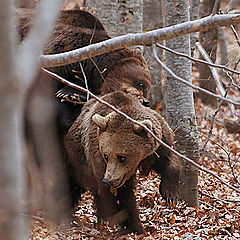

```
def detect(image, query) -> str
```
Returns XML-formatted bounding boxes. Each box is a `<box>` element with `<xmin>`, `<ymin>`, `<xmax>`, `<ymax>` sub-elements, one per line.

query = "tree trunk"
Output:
<box><xmin>190</xmin><ymin>0</ymin><xmax>200</xmax><ymax>56</ymax></box>
<box><xmin>143</xmin><ymin>0</ymin><xmax>164</xmax><ymax>110</ymax></box>
<box><xmin>218</xmin><ymin>26</ymin><xmax>229</xmax><ymax>76</ymax></box>
<box><xmin>0</xmin><ymin>1</ymin><xmax>27</xmax><ymax>239</ymax></box>
<box><xmin>197</xmin><ymin>0</ymin><xmax>219</xmax><ymax>106</ymax></box>
<box><xmin>85</xmin><ymin>0</ymin><xmax>143</xmax><ymax>37</ymax></box>
<box><xmin>18</xmin><ymin>0</ymin><xmax>36</xmax><ymax>8</ymax></box>
<box><xmin>165</xmin><ymin>0</ymin><xmax>199</xmax><ymax>207</ymax></box>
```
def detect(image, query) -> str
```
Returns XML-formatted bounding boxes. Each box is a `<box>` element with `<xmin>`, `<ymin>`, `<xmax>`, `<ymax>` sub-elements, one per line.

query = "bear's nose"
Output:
<box><xmin>102</xmin><ymin>178</ymin><xmax>112</xmax><ymax>186</ymax></box>
<box><xmin>142</xmin><ymin>99</ymin><xmax>150</xmax><ymax>107</ymax></box>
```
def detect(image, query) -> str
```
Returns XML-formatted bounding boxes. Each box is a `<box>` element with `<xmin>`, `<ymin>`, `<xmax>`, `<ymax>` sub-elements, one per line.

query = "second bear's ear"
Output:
<box><xmin>133</xmin><ymin>120</ymin><xmax>153</xmax><ymax>138</ymax></box>
<box><xmin>92</xmin><ymin>112</ymin><xmax>114</xmax><ymax>131</ymax></box>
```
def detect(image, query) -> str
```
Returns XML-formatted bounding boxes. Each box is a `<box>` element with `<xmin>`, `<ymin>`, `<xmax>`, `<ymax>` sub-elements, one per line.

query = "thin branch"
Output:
<box><xmin>156</xmin><ymin>43</ymin><xmax>240</xmax><ymax>75</ymax></box>
<box><xmin>39</xmin><ymin>13</ymin><xmax>240</xmax><ymax>67</ymax></box>
<box><xmin>231</xmin><ymin>24</ymin><xmax>240</xmax><ymax>48</ymax></box>
<box><xmin>199</xmin><ymin>190</ymin><xmax>240</xmax><ymax>203</ymax></box>
<box><xmin>41</xmin><ymin>67</ymin><xmax>240</xmax><ymax>195</ymax></box>
<box><xmin>195</xmin><ymin>41</ymin><xmax>236</xmax><ymax>117</ymax></box>
<box><xmin>152</xmin><ymin>44</ymin><xmax>240</xmax><ymax>106</ymax></box>
<box><xmin>79</xmin><ymin>62</ymin><xmax>89</xmax><ymax>101</ymax></box>
<box><xmin>202</xmin><ymin>87</ymin><xmax>232</xmax><ymax>150</ymax></box>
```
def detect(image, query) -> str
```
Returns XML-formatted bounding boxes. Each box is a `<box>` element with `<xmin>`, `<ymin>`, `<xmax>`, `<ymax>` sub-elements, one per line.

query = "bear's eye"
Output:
<box><xmin>138</xmin><ymin>83</ymin><xmax>145</xmax><ymax>91</ymax></box>
<box><xmin>103</xmin><ymin>154</ymin><xmax>108</xmax><ymax>163</ymax></box>
<box><xmin>117</xmin><ymin>155</ymin><xmax>126</xmax><ymax>164</ymax></box>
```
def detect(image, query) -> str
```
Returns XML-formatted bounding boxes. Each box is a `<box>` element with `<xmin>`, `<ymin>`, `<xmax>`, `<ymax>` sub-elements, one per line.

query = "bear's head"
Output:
<box><xmin>92</xmin><ymin>111</ymin><xmax>162</xmax><ymax>189</ymax></box>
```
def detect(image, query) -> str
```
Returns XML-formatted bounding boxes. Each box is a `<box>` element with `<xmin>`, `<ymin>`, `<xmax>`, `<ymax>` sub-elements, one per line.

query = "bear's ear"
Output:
<box><xmin>133</xmin><ymin>120</ymin><xmax>153</xmax><ymax>138</ymax></box>
<box><xmin>92</xmin><ymin>112</ymin><xmax>114</xmax><ymax>131</ymax></box>
<box><xmin>133</xmin><ymin>47</ymin><xmax>143</xmax><ymax>58</ymax></box>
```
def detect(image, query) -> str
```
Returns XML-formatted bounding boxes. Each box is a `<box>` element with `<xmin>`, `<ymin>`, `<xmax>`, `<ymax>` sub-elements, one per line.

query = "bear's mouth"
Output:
<box><xmin>112</xmin><ymin>174</ymin><xmax>127</xmax><ymax>189</ymax></box>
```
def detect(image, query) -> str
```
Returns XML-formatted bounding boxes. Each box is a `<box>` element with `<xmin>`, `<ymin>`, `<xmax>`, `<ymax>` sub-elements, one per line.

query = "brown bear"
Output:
<box><xmin>17</xmin><ymin>8</ymin><xmax>151</xmax><ymax>205</ymax></box>
<box><xmin>18</xmin><ymin>9</ymin><xmax>180</xmax><ymax>229</ymax></box>
<box><xmin>64</xmin><ymin>91</ymin><xmax>179</xmax><ymax>234</ymax></box>
<box><xmin>16</xmin><ymin>8</ymin><xmax>151</xmax><ymax>127</ymax></box>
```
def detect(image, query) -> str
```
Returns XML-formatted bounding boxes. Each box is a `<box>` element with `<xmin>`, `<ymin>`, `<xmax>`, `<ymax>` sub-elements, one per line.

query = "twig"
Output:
<box><xmin>39</xmin><ymin>13</ymin><xmax>240</xmax><ymax>67</ymax></box>
<box><xmin>198</xmin><ymin>130</ymin><xmax>230</xmax><ymax>159</ymax></box>
<box><xmin>41</xmin><ymin>67</ymin><xmax>240</xmax><ymax>195</ymax></box>
<box><xmin>79</xmin><ymin>62</ymin><xmax>89</xmax><ymax>101</ymax></box>
<box><xmin>20</xmin><ymin>214</ymin><xmax>48</xmax><ymax>226</ymax></box>
<box><xmin>202</xmin><ymin>88</ymin><xmax>230</xmax><ymax>150</ymax></box>
<box><xmin>152</xmin><ymin>44</ymin><xmax>240</xmax><ymax>107</ymax></box>
<box><xmin>199</xmin><ymin>190</ymin><xmax>240</xmax><ymax>203</ymax></box>
<box><xmin>156</xmin><ymin>43</ymin><xmax>240</xmax><ymax>75</ymax></box>
<box><xmin>231</xmin><ymin>24</ymin><xmax>240</xmax><ymax>48</ymax></box>
<box><xmin>195</xmin><ymin>41</ymin><xmax>235</xmax><ymax>118</ymax></box>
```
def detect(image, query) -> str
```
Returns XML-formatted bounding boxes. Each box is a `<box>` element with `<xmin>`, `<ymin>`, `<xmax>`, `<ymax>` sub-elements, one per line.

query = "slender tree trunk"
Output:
<box><xmin>165</xmin><ymin>0</ymin><xmax>199</xmax><ymax>207</ymax></box>
<box><xmin>218</xmin><ymin>26</ymin><xmax>229</xmax><ymax>76</ymax></box>
<box><xmin>0</xmin><ymin>1</ymin><xmax>27</xmax><ymax>239</ymax></box>
<box><xmin>85</xmin><ymin>0</ymin><xmax>143</xmax><ymax>37</ymax></box>
<box><xmin>198</xmin><ymin>0</ymin><xmax>219</xmax><ymax>106</ymax></box>
<box><xmin>190</xmin><ymin>0</ymin><xmax>200</xmax><ymax>56</ymax></box>
<box><xmin>18</xmin><ymin>0</ymin><xmax>36</xmax><ymax>8</ymax></box>
<box><xmin>143</xmin><ymin>0</ymin><xmax>164</xmax><ymax>109</ymax></box>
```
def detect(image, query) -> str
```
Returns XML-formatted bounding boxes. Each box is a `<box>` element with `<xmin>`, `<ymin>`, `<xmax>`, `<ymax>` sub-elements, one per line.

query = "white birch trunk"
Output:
<box><xmin>165</xmin><ymin>0</ymin><xmax>199</xmax><ymax>207</ymax></box>
<box><xmin>0</xmin><ymin>1</ymin><xmax>27</xmax><ymax>239</ymax></box>
<box><xmin>85</xmin><ymin>0</ymin><xmax>143</xmax><ymax>37</ymax></box>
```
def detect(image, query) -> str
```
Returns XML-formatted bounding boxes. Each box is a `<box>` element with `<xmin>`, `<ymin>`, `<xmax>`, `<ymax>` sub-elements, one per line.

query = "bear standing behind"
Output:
<box><xmin>64</xmin><ymin>91</ymin><xmax>179</xmax><ymax>234</ymax></box>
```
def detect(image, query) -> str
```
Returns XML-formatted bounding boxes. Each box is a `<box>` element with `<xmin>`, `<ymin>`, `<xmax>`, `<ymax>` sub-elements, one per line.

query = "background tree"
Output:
<box><xmin>165</xmin><ymin>0</ymin><xmax>200</xmax><ymax>206</ymax></box>
<box><xmin>197</xmin><ymin>0</ymin><xmax>220</xmax><ymax>106</ymax></box>
<box><xmin>190</xmin><ymin>0</ymin><xmax>200</xmax><ymax>55</ymax></box>
<box><xmin>85</xmin><ymin>0</ymin><xmax>143</xmax><ymax>37</ymax></box>
<box><xmin>0</xmin><ymin>1</ymin><xmax>63</xmax><ymax>238</ymax></box>
<box><xmin>143</xmin><ymin>0</ymin><xmax>164</xmax><ymax>109</ymax></box>
<box><xmin>18</xmin><ymin>0</ymin><xmax>37</xmax><ymax>8</ymax></box>
<box><xmin>0</xmin><ymin>1</ymin><xmax>26</xmax><ymax>239</ymax></box>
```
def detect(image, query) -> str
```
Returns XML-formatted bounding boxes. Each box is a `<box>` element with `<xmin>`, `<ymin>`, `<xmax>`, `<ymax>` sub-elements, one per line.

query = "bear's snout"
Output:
<box><xmin>102</xmin><ymin>177</ymin><xmax>112</xmax><ymax>186</ymax></box>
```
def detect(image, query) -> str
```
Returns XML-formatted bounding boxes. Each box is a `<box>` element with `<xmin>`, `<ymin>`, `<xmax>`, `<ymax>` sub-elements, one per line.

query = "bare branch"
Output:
<box><xmin>39</xmin><ymin>13</ymin><xmax>240</xmax><ymax>67</ymax></box>
<box><xmin>231</xmin><ymin>24</ymin><xmax>240</xmax><ymax>48</ymax></box>
<box><xmin>79</xmin><ymin>62</ymin><xmax>89</xmax><ymax>101</ymax></box>
<box><xmin>152</xmin><ymin>44</ymin><xmax>240</xmax><ymax>106</ymax></box>
<box><xmin>195</xmin><ymin>41</ymin><xmax>236</xmax><ymax>118</ymax></box>
<box><xmin>156</xmin><ymin>43</ymin><xmax>240</xmax><ymax>75</ymax></box>
<box><xmin>41</xmin><ymin>67</ymin><xmax>240</xmax><ymax>195</ymax></box>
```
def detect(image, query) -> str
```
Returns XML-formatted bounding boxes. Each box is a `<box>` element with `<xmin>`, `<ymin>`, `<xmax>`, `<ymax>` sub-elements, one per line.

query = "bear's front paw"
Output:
<box><xmin>159</xmin><ymin>176</ymin><xmax>179</xmax><ymax>204</ymax></box>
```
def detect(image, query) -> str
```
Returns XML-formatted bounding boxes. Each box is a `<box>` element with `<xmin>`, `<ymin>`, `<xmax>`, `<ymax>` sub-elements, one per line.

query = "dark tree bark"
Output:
<box><xmin>197</xmin><ymin>0</ymin><xmax>219</xmax><ymax>106</ymax></box>
<box><xmin>165</xmin><ymin>0</ymin><xmax>200</xmax><ymax>207</ymax></box>
<box><xmin>190</xmin><ymin>0</ymin><xmax>200</xmax><ymax>56</ymax></box>
<box><xmin>143</xmin><ymin>0</ymin><xmax>164</xmax><ymax>110</ymax></box>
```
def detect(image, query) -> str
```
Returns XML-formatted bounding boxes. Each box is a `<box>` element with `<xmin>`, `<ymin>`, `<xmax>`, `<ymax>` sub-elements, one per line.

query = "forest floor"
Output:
<box><xmin>30</xmin><ymin>1</ymin><xmax>240</xmax><ymax>240</ymax></box>
<box><xmin>30</xmin><ymin>94</ymin><xmax>240</xmax><ymax>240</ymax></box>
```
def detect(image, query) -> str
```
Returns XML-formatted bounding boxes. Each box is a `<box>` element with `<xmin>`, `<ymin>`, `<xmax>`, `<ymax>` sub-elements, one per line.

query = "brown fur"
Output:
<box><xmin>17</xmin><ymin>8</ymin><xmax>151</xmax><ymax>130</ymax></box>
<box><xmin>19</xmin><ymin>9</ymin><xmax>180</xmax><ymax>231</ymax></box>
<box><xmin>16</xmin><ymin>8</ymin><xmax>151</xmax><ymax>98</ymax></box>
<box><xmin>64</xmin><ymin>91</ymin><xmax>179</xmax><ymax>234</ymax></box>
